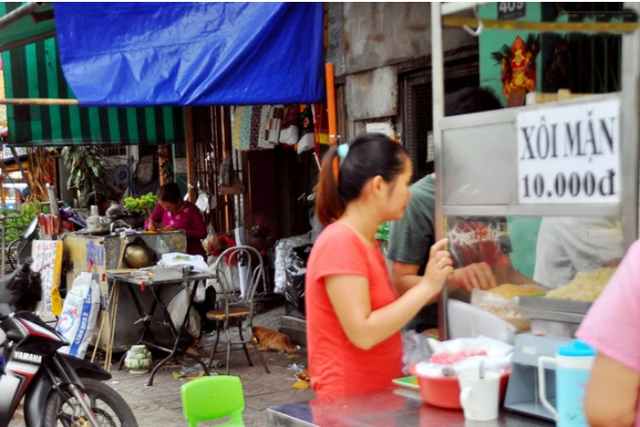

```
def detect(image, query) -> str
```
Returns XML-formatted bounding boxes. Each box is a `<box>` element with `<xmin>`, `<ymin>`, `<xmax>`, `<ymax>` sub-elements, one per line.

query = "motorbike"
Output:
<box><xmin>0</xmin><ymin>258</ymin><xmax>138</xmax><ymax>427</ymax></box>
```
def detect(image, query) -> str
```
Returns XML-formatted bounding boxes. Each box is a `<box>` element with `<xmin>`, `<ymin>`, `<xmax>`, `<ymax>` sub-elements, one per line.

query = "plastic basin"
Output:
<box><xmin>409</xmin><ymin>364</ymin><xmax>510</xmax><ymax>410</ymax></box>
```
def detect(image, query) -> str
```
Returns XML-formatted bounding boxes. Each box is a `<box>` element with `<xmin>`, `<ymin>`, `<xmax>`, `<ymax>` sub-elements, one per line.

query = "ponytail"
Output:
<box><xmin>316</xmin><ymin>146</ymin><xmax>344</xmax><ymax>227</ymax></box>
<box><xmin>315</xmin><ymin>133</ymin><xmax>409</xmax><ymax>227</ymax></box>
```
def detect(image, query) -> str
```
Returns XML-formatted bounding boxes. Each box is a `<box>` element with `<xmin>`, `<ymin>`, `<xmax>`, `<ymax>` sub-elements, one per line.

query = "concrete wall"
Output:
<box><xmin>328</xmin><ymin>2</ymin><xmax>477</xmax><ymax>139</ymax></box>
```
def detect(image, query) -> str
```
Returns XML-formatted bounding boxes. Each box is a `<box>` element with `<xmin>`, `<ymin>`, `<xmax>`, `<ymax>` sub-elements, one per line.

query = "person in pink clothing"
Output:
<box><xmin>145</xmin><ymin>182</ymin><xmax>207</xmax><ymax>257</ymax></box>
<box><xmin>576</xmin><ymin>240</ymin><xmax>640</xmax><ymax>427</ymax></box>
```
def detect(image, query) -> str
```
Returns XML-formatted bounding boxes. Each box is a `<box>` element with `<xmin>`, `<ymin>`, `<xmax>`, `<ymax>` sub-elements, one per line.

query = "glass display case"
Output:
<box><xmin>443</xmin><ymin>215</ymin><xmax>623</xmax><ymax>337</ymax></box>
<box><xmin>430</xmin><ymin>2</ymin><xmax>640</xmax><ymax>339</ymax></box>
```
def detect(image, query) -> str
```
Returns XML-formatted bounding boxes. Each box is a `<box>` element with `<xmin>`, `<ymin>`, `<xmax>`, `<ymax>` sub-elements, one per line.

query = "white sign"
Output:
<box><xmin>31</xmin><ymin>240</ymin><xmax>63</xmax><ymax>317</ymax></box>
<box><xmin>174</xmin><ymin>158</ymin><xmax>187</xmax><ymax>175</ymax></box>
<box><xmin>517</xmin><ymin>100</ymin><xmax>620</xmax><ymax>204</ymax></box>
<box><xmin>365</xmin><ymin>122</ymin><xmax>394</xmax><ymax>137</ymax></box>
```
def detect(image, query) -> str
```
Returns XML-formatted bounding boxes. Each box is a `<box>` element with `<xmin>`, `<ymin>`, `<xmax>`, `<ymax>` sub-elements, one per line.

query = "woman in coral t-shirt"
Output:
<box><xmin>306</xmin><ymin>134</ymin><xmax>453</xmax><ymax>398</ymax></box>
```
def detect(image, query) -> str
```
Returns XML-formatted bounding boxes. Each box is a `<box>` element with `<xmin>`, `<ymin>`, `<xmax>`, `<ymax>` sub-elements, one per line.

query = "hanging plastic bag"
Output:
<box><xmin>285</xmin><ymin>244</ymin><xmax>313</xmax><ymax>316</ymax></box>
<box><xmin>274</xmin><ymin>232</ymin><xmax>312</xmax><ymax>293</ymax></box>
<box><xmin>168</xmin><ymin>288</ymin><xmax>201</xmax><ymax>338</ymax></box>
<box><xmin>187</xmin><ymin>281</ymin><xmax>207</xmax><ymax>303</ymax></box>
<box><xmin>56</xmin><ymin>272</ymin><xmax>101</xmax><ymax>359</ymax></box>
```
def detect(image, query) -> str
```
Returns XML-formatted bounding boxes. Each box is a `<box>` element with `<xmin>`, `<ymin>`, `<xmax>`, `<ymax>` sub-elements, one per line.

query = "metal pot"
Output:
<box><xmin>123</xmin><ymin>237</ymin><xmax>157</xmax><ymax>269</ymax></box>
<box><xmin>86</xmin><ymin>215</ymin><xmax>113</xmax><ymax>235</ymax></box>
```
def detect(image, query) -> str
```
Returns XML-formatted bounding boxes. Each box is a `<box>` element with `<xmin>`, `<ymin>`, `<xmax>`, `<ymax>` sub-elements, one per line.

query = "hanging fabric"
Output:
<box><xmin>279</xmin><ymin>105</ymin><xmax>300</xmax><ymax>146</ymax></box>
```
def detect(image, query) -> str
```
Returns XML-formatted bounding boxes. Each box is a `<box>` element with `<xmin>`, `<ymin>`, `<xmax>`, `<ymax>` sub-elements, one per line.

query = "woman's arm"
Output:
<box><xmin>145</xmin><ymin>205</ymin><xmax>164</xmax><ymax>230</ymax></box>
<box><xmin>326</xmin><ymin>239</ymin><xmax>452</xmax><ymax>350</ymax></box>
<box><xmin>182</xmin><ymin>206</ymin><xmax>207</xmax><ymax>239</ymax></box>
<box><xmin>585</xmin><ymin>352</ymin><xmax>640</xmax><ymax>427</ymax></box>
<box><xmin>576</xmin><ymin>241</ymin><xmax>640</xmax><ymax>427</ymax></box>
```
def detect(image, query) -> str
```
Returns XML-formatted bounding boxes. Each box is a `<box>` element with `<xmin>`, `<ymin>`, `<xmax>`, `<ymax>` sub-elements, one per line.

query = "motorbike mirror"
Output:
<box><xmin>23</xmin><ymin>217</ymin><xmax>38</xmax><ymax>240</ymax></box>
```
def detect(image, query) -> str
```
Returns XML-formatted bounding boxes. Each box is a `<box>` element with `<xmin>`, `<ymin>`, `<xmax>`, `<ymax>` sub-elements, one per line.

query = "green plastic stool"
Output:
<box><xmin>181</xmin><ymin>376</ymin><xmax>246</xmax><ymax>426</ymax></box>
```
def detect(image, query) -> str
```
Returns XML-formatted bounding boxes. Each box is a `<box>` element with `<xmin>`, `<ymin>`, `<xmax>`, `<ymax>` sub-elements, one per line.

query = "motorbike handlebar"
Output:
<box><xmin>0</xmin><ymin>303</ymin><xmax>10</xmax><ymax>320</ymax></box>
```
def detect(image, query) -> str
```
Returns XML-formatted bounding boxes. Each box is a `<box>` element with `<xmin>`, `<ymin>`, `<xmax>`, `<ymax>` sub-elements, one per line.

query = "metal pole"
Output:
<box><xmin>0</xmin><ymin>30</ymin><xmax>56</xmax><ymax>54</ymax></box>
<box><xmin>0</xmin><ymin>2</ymin><xmax>44</xmax><ymax>32</ymax></box>
<box><xmin>0</xmin><ymin>98</ymin><xmax>78</xmax><ymax>106</ymax></box>
<box><xmin>1</xmin><ymin>219</ymin><xmax>5</xmax><ymax>276</ymax></box>
<box><xmin>9</xmin><ymin>147</ymin><xmax>29</xmax><ymax>190</ymax></box>
<box><xmin>184</xmin><ymin>107</ymin><xmax>198</xmax><ymax>203</ymax></box>
<box><xmin>621</xmin><ymin>2</ymin><xmax>640</xmax><ymax>251</ymax></box>
<box><xmin>431</xmin><ymin>2</ymin><xmax>449</xmax><ymax>341</ymax></box>
<box><xmin>442</xmin><ymin>16</ymin><xmax>639</xmax><ymax>33</ymax></box>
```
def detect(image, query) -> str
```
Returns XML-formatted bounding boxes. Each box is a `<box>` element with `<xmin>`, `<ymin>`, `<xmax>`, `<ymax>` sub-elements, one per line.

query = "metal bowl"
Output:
<box><xmin>123</xmin><ymin>238</ymin><xmax>157</xmax><ymax>269</ymax></box>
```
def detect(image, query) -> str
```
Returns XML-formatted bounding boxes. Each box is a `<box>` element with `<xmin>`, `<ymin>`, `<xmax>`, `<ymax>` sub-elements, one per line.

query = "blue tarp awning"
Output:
<box><xmin>53</xmin><ymin>2</ymin><xmax>326</xmax><ymax>107</ymax></box>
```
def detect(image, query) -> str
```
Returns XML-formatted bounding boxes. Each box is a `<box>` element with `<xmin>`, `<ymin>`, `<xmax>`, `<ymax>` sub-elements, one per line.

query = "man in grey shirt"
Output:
<box><xmin>388</xmin><ymin>87</ymin><xmax>539</xmax><ymax>333</ymax></box>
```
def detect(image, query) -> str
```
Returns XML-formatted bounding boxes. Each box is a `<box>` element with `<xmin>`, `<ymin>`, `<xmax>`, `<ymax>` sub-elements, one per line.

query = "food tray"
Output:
<box><xmin>519</xmin><ymin>296</ymin><xmax>592</xmax><ymax>314</ymax></box>
<box><xmin>519</xmin><ymin>296</ymin><xmax>591</xmax><ymax>338</ymax></box>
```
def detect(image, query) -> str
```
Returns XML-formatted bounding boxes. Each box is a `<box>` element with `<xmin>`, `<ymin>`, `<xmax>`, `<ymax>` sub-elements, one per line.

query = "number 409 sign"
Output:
<box><xmin>517</xmin><ymin>100</ymin><xmax>621</xmax><ymax>205</ymax></box>
<box><xmin>498</xmin><ymin>3</ymin><xmax>526</xmax><ymax>20</ymax></box>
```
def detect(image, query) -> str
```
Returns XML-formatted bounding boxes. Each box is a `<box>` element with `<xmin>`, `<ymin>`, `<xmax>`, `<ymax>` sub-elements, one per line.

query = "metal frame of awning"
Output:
<box><xmin>0</xmin><ymin>2</ymin><xmax>55</xmax><ymax>54</ymax></box>
<box><xmin>0</xmin><ymin>2</ymin><xmax>44</xmax><ymax>32</ymax></box>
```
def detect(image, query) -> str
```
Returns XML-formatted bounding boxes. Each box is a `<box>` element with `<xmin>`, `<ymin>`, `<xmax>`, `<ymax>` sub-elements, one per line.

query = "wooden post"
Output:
<box><xmin>184</xmin><ymin>107</ymin><xmax>198</xmax><ymax>203</ymax></box>
<box><xmin>158</xmin><ymin>145</ymin><xmax>167</xmax><ymax>186</ymax></box>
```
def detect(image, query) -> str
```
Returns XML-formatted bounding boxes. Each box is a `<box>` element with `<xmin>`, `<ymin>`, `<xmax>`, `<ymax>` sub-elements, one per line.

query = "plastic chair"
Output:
<box><xmin>206</xmin><ymin>245</ymin><xmax>270</xmax><ymax>375</ymax></box>
<box><xmin>181</xmin><ymin>376</ymin><xmax>245</xmax><ymax>426</ymax></box>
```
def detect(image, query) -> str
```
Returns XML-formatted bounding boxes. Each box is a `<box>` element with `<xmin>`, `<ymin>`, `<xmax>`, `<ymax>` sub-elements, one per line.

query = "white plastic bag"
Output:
<box><xmin>402</xmin><ymin>331</ymin><xmax>434</xmax><ymax>376</ymax></box>
<box><xmin>56</xmin><ymin>272</ymin><xmax>101</xmax><ymax>359</ymax></box>
<box><xmin>187</xmin><ymin>281</ymin><xmax>207</xmax><ymax>303</ymax></box>
<box><xmin>159</xmin><ymin>252</ymin><xmax>210</xmax><ymax>274</ymax></box>
<box><xmin>168</xmin><ymin>288</ymin><xmax>201</xmax><ymax>338</ymax></box>
<box><xmin>274</xmin><ymin>232</ymin><xmax>312</xmax><ymax>293</ymax></box>
<box><xmin>414</xmin><ymin>336</ymin><xmax>514</xmax><ymax>378</ymax></box>
<box><xmin>471</xmin><ymin>288</ymin><xmax>531</xmax><ymax>332</ymax></box>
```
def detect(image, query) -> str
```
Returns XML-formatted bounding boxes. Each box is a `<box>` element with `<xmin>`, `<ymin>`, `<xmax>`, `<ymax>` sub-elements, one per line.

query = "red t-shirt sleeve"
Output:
<box><xmin>311</xmin><ymin>225</ymin><xmax>369</xmax><ymax>283</ymax></box>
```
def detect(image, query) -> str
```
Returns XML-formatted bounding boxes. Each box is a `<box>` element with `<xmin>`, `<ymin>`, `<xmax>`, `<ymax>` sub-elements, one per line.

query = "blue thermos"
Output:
<box><xmin>538</xmin><ymin>340</ymin><xmax>595</xmax><ymax>427</ymax></box>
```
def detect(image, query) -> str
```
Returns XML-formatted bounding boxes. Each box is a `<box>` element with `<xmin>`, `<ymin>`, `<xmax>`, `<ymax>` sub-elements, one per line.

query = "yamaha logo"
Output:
<box><xmin>14</xmin><ymin>351</ymin><xmax>42</xmax><ymax>364</ymax></box>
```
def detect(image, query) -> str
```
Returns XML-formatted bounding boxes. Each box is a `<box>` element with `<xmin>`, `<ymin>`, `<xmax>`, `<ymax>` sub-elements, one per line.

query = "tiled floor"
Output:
<box><xmin>9</xmin><ymin>306</ymin><xmax>314</xmax><ymax>426</ymax></box>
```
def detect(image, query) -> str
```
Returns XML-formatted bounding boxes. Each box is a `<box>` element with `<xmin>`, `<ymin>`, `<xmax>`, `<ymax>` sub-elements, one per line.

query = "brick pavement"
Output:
<box><xmin>107</xmin><ymin>345</ymin><xmax>314</xmax><ymax>426</ymax></box>
<box><xmin>9</xmin><ymin>305</ymin><xmax>315</xmax><ymax>427</ymax></box>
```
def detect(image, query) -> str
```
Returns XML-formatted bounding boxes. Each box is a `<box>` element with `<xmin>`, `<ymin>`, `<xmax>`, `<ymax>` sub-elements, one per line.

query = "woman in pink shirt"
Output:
<box><xmin>576</xmin><ymin>240</ymin><xmax>640</xmax><ymax>427</ymax></box>
<box><xmin>145</xmin><ymin>183</ymin><xmax>207</xmax><ymax>257</ymax></box>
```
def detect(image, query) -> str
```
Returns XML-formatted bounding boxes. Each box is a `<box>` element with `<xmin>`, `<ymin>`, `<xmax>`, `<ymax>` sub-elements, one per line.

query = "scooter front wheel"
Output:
<box><xmin>42</xmin><ymin>378</ymin><xmax>138</xmax><ymax>427</ymax></box>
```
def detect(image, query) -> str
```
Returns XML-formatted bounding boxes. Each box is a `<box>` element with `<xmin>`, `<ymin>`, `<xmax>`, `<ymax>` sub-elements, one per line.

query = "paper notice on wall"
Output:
<box><xmin>366</xmin><ymin>122</ymin><xmax>394</xmax><ymax>137</ymax></box>
<box><xmin>31</xmin><ymin>240</ymin><xmax>64</xmax><ymax>317</ymax></box>
<box><xmin>174</xmin><ymin>158</ymin><xmax>187</xmax><ymax>174</ymax></box>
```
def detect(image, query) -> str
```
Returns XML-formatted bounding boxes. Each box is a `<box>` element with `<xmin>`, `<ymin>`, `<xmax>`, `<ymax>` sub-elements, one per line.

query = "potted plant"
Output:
<box><xmin>122</xmin><ymin>193</ymin><xmax>157</xmax><ymax>229</ymax></box>
<box><xmin>60</xmin><ymin>147</ymin><xmax>109</xmax><ymax>200</ymax></box>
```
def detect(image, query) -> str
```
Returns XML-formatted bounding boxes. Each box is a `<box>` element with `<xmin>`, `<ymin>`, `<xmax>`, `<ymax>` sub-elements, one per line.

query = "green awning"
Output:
<box><xmin>2</xmin><ymin>15</ymin><xmax>186</xmax><ymax>146</ymax></box>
